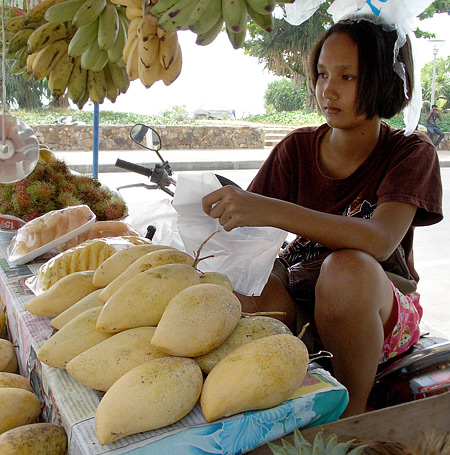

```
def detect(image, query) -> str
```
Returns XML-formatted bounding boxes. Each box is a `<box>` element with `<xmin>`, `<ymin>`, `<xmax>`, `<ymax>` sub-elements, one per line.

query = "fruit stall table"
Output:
<box><xmin>0</xmin><ymin>236</ymin><xmax>349</xmax><ymax>454</ymax></box>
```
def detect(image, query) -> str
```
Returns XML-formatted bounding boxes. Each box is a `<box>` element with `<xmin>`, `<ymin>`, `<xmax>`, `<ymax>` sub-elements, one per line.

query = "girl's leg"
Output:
<box><xmin>314</xmin><ymin>249</ymin><xmax>396</xmax><ymax>417</ymax></box>
<box><xmin>236</xmin><ymin>273</ymin><xmax>297</xmax><ymax>331</ymax></box>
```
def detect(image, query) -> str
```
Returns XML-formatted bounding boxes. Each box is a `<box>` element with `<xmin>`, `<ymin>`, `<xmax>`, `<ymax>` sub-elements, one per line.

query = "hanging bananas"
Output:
<box><xmin>152</xmin><ymin>0</ymin><xmax>289</xmax><ymax>48</ymax></box>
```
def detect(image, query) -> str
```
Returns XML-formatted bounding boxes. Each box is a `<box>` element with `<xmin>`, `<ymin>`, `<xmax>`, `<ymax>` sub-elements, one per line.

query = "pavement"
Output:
<box><xmin>53</xmin><ymin>147</ymin><xmax>450</xmax><ymax>174</ymax></box>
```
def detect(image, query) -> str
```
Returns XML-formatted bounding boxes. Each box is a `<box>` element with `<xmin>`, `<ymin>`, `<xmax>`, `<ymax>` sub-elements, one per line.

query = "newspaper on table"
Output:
<box><xmin>0</xmin><ymin>241</ymin><xmax>348</xmax><ymax>455</ymax></box>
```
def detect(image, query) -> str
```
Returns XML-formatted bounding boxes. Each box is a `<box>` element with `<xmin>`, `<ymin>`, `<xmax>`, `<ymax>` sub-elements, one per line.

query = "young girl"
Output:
<box><xmin>202</xmin><ymin>17</ymin><xmax>443</xmax><ymax>417</ymax></box>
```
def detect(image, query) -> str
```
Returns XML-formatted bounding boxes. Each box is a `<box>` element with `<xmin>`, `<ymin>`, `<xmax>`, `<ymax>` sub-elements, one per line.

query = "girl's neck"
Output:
<box><xmin>320</xmin><ymin>118</ymin><xmax>381</xmax><ymax>178</ymax></box>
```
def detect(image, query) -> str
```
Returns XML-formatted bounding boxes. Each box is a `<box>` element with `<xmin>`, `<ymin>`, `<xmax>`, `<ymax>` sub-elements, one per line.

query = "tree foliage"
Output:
<box><xmin>244</xmin><ymin>0</ymin><xmax>449</xmax><ymax>111</ymax></box>
<box><xmin>264</xmin><ymin>78</ymin><xmax>307</xmax><ymax>111</ymax></box>
<box><xmin>421</xmin><ymin>56</ymin><xmax>450</xmax><ymax>106</ymax></box>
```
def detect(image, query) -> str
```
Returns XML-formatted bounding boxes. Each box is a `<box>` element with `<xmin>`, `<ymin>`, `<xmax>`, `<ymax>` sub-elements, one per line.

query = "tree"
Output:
<box><xmin>0</xmin><ymin>58</ymin><xmax>51</xmax><ymax>109</ymax></box>
<box><xmin>244</xmin><ymin>0</ymin><xmax>449</xmax><ymax>110</ymax></box>
<box><xmin>421</xmin><ymin>56</ymin><xmax>450</xmax><ymax>106</ymax></box>
<box><xmin>243</xmin><ymin>2</ymin><xmax>332</xmax><ymax>109</ymax></box>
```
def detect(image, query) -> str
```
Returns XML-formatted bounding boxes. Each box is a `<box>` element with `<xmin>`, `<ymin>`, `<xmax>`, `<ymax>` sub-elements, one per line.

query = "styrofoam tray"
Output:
<box><xmin>8</xmin><ymin>215</ymin><xmax>96</xmax><ymax>266</ymax></box>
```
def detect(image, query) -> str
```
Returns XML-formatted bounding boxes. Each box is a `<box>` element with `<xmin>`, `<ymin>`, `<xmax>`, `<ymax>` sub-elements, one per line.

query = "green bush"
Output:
<box><xmin>264</xmin><ymin>79</ymin><xmax>306</xmax><ymax>112</ymax></box>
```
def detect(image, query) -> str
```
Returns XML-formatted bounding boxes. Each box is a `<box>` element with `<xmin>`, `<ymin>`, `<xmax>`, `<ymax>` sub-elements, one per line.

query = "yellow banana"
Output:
<box><xmin>48</xmin><ymin>53</ymin><xmax>76</xmax><ymax>97</ymax></box>
<box><xmin>5</xmin><ymin>15</ymin><xmax>28</xmax><ymax>32</ymax></box>
<box><xmin>125</xmin><ymin>37</ymin><xmax>139</xmax><ymax>81</ymax></box>
<box><xmin>138</xmin><ymin>58</ymin><xmax>162</xmax><ymax>88</ymax></box>
<box><xmin>73</xmin><ymin>0</ymin><xmax>107</xmax><ymax>27</ymax></box>
<box><xmin>10</xmin><ymin>48</ymin><xmax>28</xmax><ymax>75</ymax></box>
<box><xmin>128</xmin><ymin>15</ymin><xmax>144</xmax><ymax>39</ymax></box>
<box><xmin>26</xmin><ymin>52</ymin><xmax>40</xmax><ymax>74</ymax></box>
<box><xmin>67</xmin><ymin>56</ymin><xmax>88</xmax><ymax>103</ymax></box>
<box><xmin>161</xmin><ymin>42</ymin><xmax>182</xmax><ymax>85</ymax></box>
<box><xmin>125</xmin><ymin>4</ymin><xmax>143</xmax><ymax>20</ymax></box>
<box><xmin>138</xmin><ymin>34</ymin><xmax>159</xmax><ymax>67</ymax></box>
<box><xmin>27</xmin><ymin>22</ymin><xmax>67</xmax><ymax>54</ymax></box>
<box><xmin>122</xmin><ymin>20</ymin><xmax>141</xmax><ymax>63</ymax></box>
<box><xmin>32</xmin><ymin>39</ymin><xmax>69</xmax><ymax>80</ymax></box>
<box><xmin>158</xmin><ymin>31</ymin><xmax>178</xmax><ymax>70</ymax></box>
<box><xmin>103</xmin><ymin>64</ymin><xmax>120</xmax><ymax>102</ymax></box>
<box><xmin>24</xmin><ymin>0</ymin><xmax>65</xmax><ymax>25</ymax></box>
<box><xmin>138</xmin><ymin>12</ymin><xmax>158</xmax><ymax>38</ymax></box>
<box><xmin>76</xmin><ymin>85</ymin><xmax>90</xmax><ymax>109</ymax></box>
<box><xmin>107</xmin><ymin>62</ymin><xmax>130</xmax><ymax>93</ymax></box>
<box><xmin>87</xmin><ymin>69</ymin><xmax>107</xmax><ymax>104</ymax></box>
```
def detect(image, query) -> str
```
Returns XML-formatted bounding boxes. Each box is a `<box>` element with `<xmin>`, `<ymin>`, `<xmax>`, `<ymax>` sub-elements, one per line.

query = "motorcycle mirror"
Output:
<box><xmin>130</xmin><ymin>124</ymin><xmax>162</xmax><ymax>152</ymax></box>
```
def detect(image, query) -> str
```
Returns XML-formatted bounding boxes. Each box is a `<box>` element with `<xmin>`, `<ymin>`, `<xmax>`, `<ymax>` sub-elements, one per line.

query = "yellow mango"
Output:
<box><xmin>25</xmin><ymin>271</ymin><xmax>97</xmax><ymax>318</ymax></box>
<box><xmin>37</xmin><ymin>306</ymin><xmax>113</xmax><ymax>369</ymax></box>
<box><xmin>151</xmin><ymin>283</ymin><xmax>242</xmax><ymax>357</ymax></box>
<box><xmin>92</xmin><ymin>244</ymin><xmax>174</xmax><ymax>288</ymax></box>
<box><xmin>0</xmin><ymin>388</ymin><xmax>42</xmax><ymax>435</ymax></box>
<box><xmin>195</xmin><ymin>316</ymin><xmax>292</xmax><ymax>374</ymax></box>
<box><xmin>0</xmin><ymin>423</ymin><xmax>67</xmax><ymax>454</ymax></box>
<box><xmin>0</xmin><ymin>339</ymin><xmax>17</xmax><ymax>373</ymax></box>
<box><xmin>95</xmin><ymin>357</ymin><xmax>203</xmax><ymax>445</ymax></box>
<box><xmin>51</xmin><ymin>289</ymin><xmax>104</xmax><ymax>330</ymax></box>
<box><xmin>200</xmin><ymin>334</ymin><xmax>309</xmax><ymax>422</ymax></box>
<box><xmin>98</xmin><ymin>248</ymin><xmax>193</xmax><ymax>302</ymax></box>
<box><xmin>96</xmin><ymin>263</ymin><xmax>200</xmax><ymax>333</ymax></box>
<box><xmin>0</xmin><ymin>372</ymin><xmax>32</xmax><ymax>392</ymax></box>
<box><xmin>66</xmin><ymin>327</ymin><xmax>170</xmax><ymax>391</ymax></box>
<box><xmin>198</xmin><ymin>271</ymin><xmax>233</xmax><ymax>291</ymax></box>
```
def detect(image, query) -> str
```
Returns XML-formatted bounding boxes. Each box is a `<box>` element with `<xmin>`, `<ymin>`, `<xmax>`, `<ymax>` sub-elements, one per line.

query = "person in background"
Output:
<box><xmin>202</xmin><ymin>17</ymin><xmax>443</xmax><ymax>417</ymax></box>
<box><xmin>426</xmin><ymin>104</ymin><xmax>445</xmax><ymax>147</ymax></box>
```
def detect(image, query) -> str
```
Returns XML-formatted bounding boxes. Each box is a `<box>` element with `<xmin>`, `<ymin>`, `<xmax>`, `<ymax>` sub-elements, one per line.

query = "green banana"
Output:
<box><xmin>107</xmin><ymin>13</ymin><xmax>127</xmax><ymax>63</ymax></box>
<box><xmin>68</xmin><ymin>18</ymin><xmax>99</xmax><ymax>57</ymax></box>
<box><xmin>90</xmin><ymin>50</ymin><xmax>109</xmax><ymax>71</ymax></box>
<box><xmin>107</xmin><ymin>62</ymin><xmax>130</xmax><ymax>93</ymax></box>
<box><xmin>27</xmin><ymin>22</ymin><xmax>67</xmax><ymax>54</ymax></box>
<box><xmin>8</xmin><ymin>28</ymin><xmax>34</xmax><ymax>54</ymax></box>
<box><xmin>98</xmin><ymin>4</ymin><xmax>120</xmax><ymax>51</ymax></box>
<box><xmin>149</xmin><ymin>0</ymin><xmax>181</xmax><ymax>18</ymax></box>
<box><xmin>222</xmin><ymin>0</ymin><xmax>247</xmax><ymax>33</ymax></box>
<box><xmin>244</xmin><ymin>0</ymin><xmax>274</xmax><ymax>14</ymax></box>
<box><xmin>76</xmin><ymin>85</ymin><xmax>90</xmax><ymax>109</ymax></box>
<box><xmin>226</xmin><ymin>21</ymin><xmax>246</xmax><ymax>49</ymax></box>
<box><xmin>23</xmin><ymin>0</ymin><xmax>64</xmax><ymax>25</ymax></box>
<box><xmin>48</xmin><ymin>53</ymin><xmax>76</xmax><ymax>97</ymax></box>
<box><xmin>73</xmin><ymin>0</ymin><xmax>107</xmax><ymax>28</ymax></box>
<box><xmin>188</xmin><ymin>0</ymin><xmax>222</xmax><ymax>34</ymax></box>
<box><xmin>81</xmin><ymin>39</ymin><xmax>104</xmax><ymax>70</ymax></box>
<box><xmin>103</xmin><ymin>64</ymin><xmax>119</xmax><ymax>102</ymax></box>
<box><xmin>10</xmin><ymin>48</ymin><xmax>28</xmax><ymax>75</ymax></box>
<box><xmin>195</xmin><ymin>14</ymin><xmax>223</xmax><ymax>46</ymax></box>
<box><xmin>158</xmin><ymin>0</ymin><xmax>198</xmax><ymax>32</ymax></box>
<box><xmin>32</xmin><ymin>39</ymin><xmax>69</xmax><ymax>80</ymax></box>
<box><xmin>87</xmin><ymin>69</ymin><xmax>107</xmax><ymax>104</ymax></box>
<box><xmin>44</xmin><ymin>0</ymin><xmax>86</xmax><ymax>23</ymax></box>
<box><xmin>246</xmin><ymin>3</ymin><xmax>273</xmax><ymax>32</ymax></box>
<box><xmin>67</xmin><ymin>56</ymin><xmax>88</xmax><ymax>103</ymax></box>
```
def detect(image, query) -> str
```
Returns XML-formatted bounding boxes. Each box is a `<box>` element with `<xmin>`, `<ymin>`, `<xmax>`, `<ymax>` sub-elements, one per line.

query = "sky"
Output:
<box><xmin>90</xmin><ymin>11</ymin><xmax>450</xmax><ymax>119</ymax></box>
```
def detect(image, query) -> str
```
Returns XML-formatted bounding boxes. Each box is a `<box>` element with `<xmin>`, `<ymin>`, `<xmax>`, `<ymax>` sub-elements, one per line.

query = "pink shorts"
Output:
<box><xmin>379</xmin><ymin>284</ymin><xmax>423</xmax><ymax>363</ymax></box>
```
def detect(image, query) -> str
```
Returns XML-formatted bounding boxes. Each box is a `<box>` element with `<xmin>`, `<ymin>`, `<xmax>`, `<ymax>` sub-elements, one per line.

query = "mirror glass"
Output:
<box><xmin>130</xmin><ymin>124</ymin><xmax>162</xmax><ymax>151</ymax></box>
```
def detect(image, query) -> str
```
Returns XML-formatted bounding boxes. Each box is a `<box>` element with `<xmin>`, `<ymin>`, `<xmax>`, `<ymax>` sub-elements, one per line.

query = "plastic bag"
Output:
<box><xmin>172</xmin><ymin>173</ymin><xmax>287</xmax><ymax>296</ymax></box>
<box><xmin>284</xmin><ymin>0</ymin><xmax>325</xmax><ymax>26</ymax></box>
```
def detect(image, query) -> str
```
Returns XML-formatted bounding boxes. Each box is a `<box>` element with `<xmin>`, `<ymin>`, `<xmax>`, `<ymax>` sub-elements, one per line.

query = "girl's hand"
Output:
<box><xmin>202</xmin><ymin>186</ymin><xmax>274</xmax><ymax>231</ymax></box>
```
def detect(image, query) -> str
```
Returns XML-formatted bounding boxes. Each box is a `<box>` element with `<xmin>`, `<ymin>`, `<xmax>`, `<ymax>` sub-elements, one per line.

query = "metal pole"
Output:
<box><xmin>93</xmin><ymin>103</ymin><xmax>99</xmax><ymax>179</ymax></box>
<box><xmin>431</xmin><ymin>46</ymin><xmax>438</xmax><ymax>106</ymax></box>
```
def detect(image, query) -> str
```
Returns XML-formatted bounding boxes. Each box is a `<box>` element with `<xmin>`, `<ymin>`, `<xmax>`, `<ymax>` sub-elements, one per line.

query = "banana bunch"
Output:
<box><xmin>122</xmin><ymin>9</ymin><xmax>183</xmax><ymax>88</ymax></box>
<box><xmin>150</xmin><ymin>0</ymin><xmax>287</xmax><ymax>49</ymax></box>
<box><xmin>45</xmin><ymin>0</ymin><xmax>130</xmax><ymax>70</ymax></box>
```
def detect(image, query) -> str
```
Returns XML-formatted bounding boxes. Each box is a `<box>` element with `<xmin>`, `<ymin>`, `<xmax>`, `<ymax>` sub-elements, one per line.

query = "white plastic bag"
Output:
<box><xmin>172</xmin><ymin>173</ymin><xmax>287</xmax><ymax>296</ymax></box>
<box><xmin>284</xmin><ymin>0</ymin><xmax>325</xmax><ymax>26</ymax></box>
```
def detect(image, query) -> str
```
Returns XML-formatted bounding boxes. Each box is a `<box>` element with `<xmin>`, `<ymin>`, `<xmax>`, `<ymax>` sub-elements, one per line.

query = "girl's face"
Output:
<box><xmin>315</xmin><ymin>32</ymin><xmax>370</xmax><ymax>130</ymax></box>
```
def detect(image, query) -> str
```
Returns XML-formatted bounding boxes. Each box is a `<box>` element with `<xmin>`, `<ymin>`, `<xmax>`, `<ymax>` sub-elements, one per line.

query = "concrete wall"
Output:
<box><xmin>32</xmin><ymin>124</ymin><xmax>265</xmax><ymax>151</ymax></box>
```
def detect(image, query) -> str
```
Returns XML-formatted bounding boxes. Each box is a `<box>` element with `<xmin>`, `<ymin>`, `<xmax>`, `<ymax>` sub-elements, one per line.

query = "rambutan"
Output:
<box><xmin>23</xmin><ymin>210</ymin><xmax>44</xmax><ymax>222</ymax></box>
<box><xmin>12</xmin><ymin>190</ymin><xmax>32</xmax><ymax>214</ymax></box>
<box><xmin>28</xmin><ymin>181</ymin><xmax>55</xmax><ymax>201</ymax></box>
<box><xmin>57</xmin><ymin>193</ymin><xmax>84</xmax><ymax>207</ymax></box>
<box><xmin>103</xmin><ymin>200</ymin><xmax>128</xmax><ymax>220</ymax></box>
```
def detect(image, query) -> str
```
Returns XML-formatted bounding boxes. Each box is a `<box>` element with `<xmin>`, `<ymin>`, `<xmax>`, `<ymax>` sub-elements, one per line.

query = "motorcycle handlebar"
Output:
<box><xmin>115</xmin><ymin>159</ymin><xmax>153</xmax><ymax>178</ymax></box>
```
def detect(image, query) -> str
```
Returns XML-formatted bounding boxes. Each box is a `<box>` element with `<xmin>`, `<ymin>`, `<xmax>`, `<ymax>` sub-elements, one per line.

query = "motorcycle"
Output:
<box><xmin>116</xmin><ymin>124</ymin><xmax>450</xmax><ymax>412</ymax></box>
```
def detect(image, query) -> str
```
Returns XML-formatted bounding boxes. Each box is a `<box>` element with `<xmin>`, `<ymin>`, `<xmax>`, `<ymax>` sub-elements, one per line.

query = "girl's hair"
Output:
<box><xmin>310</xmin><ymin>18</ymin><xmax>414</xmax><ymax>119</ymax></box>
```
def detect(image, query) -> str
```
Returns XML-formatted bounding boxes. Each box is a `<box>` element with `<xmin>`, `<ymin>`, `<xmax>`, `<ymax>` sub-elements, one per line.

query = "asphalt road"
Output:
<box><xmin>99</xmin><ymin>167</ymin><xmax>450</xmax><ymax>339</ymax></box>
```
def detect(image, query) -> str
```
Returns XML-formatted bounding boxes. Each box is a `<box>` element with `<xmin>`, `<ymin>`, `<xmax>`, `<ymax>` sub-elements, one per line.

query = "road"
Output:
<box><xmin>99</xmin><ymin>167</ymin><xmax>450</xmax><ymax>339</ymax></box>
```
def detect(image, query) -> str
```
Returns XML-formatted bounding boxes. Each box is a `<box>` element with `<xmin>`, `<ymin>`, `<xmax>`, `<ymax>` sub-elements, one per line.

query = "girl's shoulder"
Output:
<box><xmin>381</xmin><ymin>122</ymin><xmax>435</xmax><ymax>155</ymax></box>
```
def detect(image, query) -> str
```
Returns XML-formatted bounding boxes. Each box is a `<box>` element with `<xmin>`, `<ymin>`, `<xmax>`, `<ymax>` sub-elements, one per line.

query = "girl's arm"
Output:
<box><xmin>202</xmin><ymin>186</ymin><xmax>416</xmax><ymax>262</ymax></box>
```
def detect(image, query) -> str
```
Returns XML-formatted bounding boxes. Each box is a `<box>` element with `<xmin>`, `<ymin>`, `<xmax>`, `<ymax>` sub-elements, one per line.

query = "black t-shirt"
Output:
<box><xmin>247</xmin><ymin>122</ymin><xmax>443</xmax><ymax>281</ymax></box>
